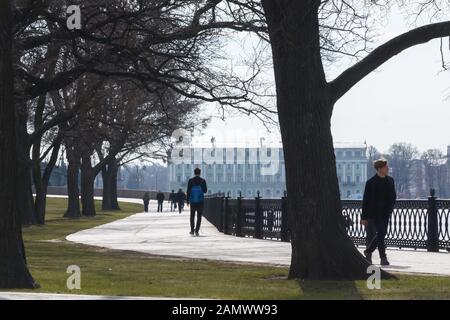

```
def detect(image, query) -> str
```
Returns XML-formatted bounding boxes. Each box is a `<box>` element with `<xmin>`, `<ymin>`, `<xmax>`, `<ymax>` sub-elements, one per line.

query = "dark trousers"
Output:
<box><xmin>190</xmin><ymin>202</ymin><xmax>204</xmax><ymax>233</ymax></box>
<box><xmin>178</xmin><ymin>202</ymin><xmax>184</xmax><ymax>214</ymax></box>
<box><xmin>157</xmin><ymin>201</ymin><xmax>163</xmax><ymax>212</ymax></box>
<box><xmin>143</xmin><ymin>201</ymin><xmax>149</xmax><ymax>212</ymax></box>
<box><xmin>366</xmin><ymin>216</ymin><xmax>389</xmax><ymax>258</ymax></box>
<box><xmin>171</xmin><ymin>202</ymin><xmax>177</xmax><ymax>212</ymax></box>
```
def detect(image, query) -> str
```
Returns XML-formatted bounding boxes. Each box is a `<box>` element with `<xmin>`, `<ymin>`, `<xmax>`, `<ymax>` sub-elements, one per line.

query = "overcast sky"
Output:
<box><xmin>198</xmin><ymin>6</ymin><xmax>450</xmax><ymax>156</ymax></box>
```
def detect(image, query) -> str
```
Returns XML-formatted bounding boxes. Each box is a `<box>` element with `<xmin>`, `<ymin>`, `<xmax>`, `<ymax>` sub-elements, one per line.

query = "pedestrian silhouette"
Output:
<box><xmin>156</xmin><ymin>190</ymin><xmax>165</xmax><ymax>212</ymax></box>
<box><xmin>142</xmin><ymin>192</ymin><xmax>150</xmax><ymax>213</ymax></box>
<box><xmin>169</xmin><ymin>189</ymin><xmax>177</xmax><ymax>212</ymax></box>
<box><xmin>187</xmin><ymin>168</ymin><xmax>207</xmax><ymax>236</ymax></box>
<box><xmin>176</xmin><ymin>188</ymin><xmax>186</xmax><ymax>214</ymax></box>
<box><xmin>361</xmin><ymin>158</ymin><xmax>396</xmax><ymax>266</ymax></box>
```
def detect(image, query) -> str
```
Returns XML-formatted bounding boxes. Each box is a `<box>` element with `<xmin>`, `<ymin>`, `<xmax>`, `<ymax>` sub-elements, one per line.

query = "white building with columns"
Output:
<box><xmin>168</xmin><ymin>143</ymin><xmax>367</xmax><ymax>199</ymax></box>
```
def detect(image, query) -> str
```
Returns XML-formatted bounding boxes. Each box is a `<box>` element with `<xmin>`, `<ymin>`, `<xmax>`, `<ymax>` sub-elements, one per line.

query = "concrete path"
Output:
<box><xmin>66</xmin><ymin>200</ymin><xmax>450</xmax><ymax>276</ymax></box>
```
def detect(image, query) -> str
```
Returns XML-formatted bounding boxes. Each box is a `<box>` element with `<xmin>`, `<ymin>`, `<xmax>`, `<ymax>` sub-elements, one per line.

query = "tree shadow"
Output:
<box><xmin>298</xmin><ymin>279</ymin><xmax>364</xmax><ymax>300</ymax></box>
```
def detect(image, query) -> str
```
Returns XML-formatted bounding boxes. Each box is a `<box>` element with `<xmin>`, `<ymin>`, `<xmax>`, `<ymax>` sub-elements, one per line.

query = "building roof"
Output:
<box><xmin>333</xmin><ymin>142</ymin><xmax>367</xmax><ymax>149</ymax></box>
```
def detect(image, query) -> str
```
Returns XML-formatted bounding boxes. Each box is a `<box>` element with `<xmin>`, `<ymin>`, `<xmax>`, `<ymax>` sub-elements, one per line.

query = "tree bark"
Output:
<box><xmin>16</xmin><ymin>99</ymin><xmax>36</xmax><ymax>226</ymax></box>
<box><xmin>102</xmin><ymin>157</ymin><xmax>121</xmax><ymax>211</ymax></box>
<box><xmin>80</xmin><ymin>155</ymin><xmax>97</xmax><ymax>216</ymax></box>
<box><xmin>64</xmin><ymin>146</ymin><xmax>81</xmax><ymax>218</ymax></box>
<box><xmin>17</xmin><ymin>161</ymin><xmax>36</xmax><ymax>226</ymax></box>
<box><xmin>32</xmin><ymin>134</ymin><xmax>62</xmax><ymax>224</ymax></box>
<box><xmin>0</xmin><ymin>0</ymin><xmax>37</xmax><ymax>288</ymax></box>
<box><xmin>261</xmin><ymin>0</ymin><xmax>391</xmax><ymax>280</ymax></box>
<box><xmin>32</xmin><ymin>167</ymin><xmax>46</xmax><ymax>225</ymax></box>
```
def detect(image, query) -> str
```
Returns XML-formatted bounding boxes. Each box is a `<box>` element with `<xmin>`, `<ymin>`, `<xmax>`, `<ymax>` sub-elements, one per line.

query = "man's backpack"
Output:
<box><xmin>189</xmin><ymin>185</ymin><xmax>204</xmax><ymax>204</ymax></box>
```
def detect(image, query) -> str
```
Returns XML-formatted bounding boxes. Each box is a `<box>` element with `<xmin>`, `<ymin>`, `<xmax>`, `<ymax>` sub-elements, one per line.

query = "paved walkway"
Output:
<box><xmin>65</xmin><ymin>200</ymin><xmax>450</xmax><ymax>276</ymax></box>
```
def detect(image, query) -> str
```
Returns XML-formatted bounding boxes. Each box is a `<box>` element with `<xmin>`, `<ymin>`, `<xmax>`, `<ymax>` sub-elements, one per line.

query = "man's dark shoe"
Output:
<box><xmin>195</xmin><ymin>232</ymin><xmax>199</xmax><ymax>237</ymax></box>
<box><xmin>189</xmin><ymin>231</ymin><xmax>194</xmax><ymax>236</ymax></box>
<box><xmin>380</xmin><ymin>256</ymin><xmax>390</xmax><ymax>266</ymax></box>
<box><xmin>363</xmin><ymin>250</ymin><xmax>372</xmax><ymax>264</ymax></box>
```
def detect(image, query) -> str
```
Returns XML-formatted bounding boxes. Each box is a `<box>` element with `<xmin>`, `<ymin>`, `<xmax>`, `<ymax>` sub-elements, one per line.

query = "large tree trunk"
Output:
<box><xmin>81</xmin><ymin>155</ymin><xmax>96</xmax><ymax>216</ymax></box>
<box><xmin>261</xmin><ymin>0</ymin><xmax>391</xmax><ymax>280</ymax></box>
<box><xmin>16</xmin><ymin>103</ymin><xmax>36</xmax><ymax>225</ymax></box>
<box><xmin>102</xmin><ymin>157</ymin><xmax>121</xmax><ymax>211</ymax></box>
<box><xmin>17</xmin><ymin>163</ymin><xmax>36</xmax><ymax>226</ymax></box>
<box><xmin>64</xmin><ymin>147</ymin><xmax>81</xmax><ymax>218</ymax></box>
<box><xmin>0</xmin><ymin>0</ymin><xmax>37</xmax><ymax>288</ymax></box>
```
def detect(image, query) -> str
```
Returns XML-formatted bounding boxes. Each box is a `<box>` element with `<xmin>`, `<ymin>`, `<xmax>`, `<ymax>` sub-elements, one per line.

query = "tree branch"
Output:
<box><xmin>330</xmin><ymin>20</ymin><xmax>450</xmax><ymax>102</ymax></box>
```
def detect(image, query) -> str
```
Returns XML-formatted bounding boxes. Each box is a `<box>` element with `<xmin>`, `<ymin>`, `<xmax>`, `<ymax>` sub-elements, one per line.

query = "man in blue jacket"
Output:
<box><xmin>187</xmin><ymin>168</ymin><xmax>208</xmax><ymax>236</ymax></box>
<box><xmin>361</xmin><ymin>159</ymin><xmax>396</xmax><ymax>266</ymax></box>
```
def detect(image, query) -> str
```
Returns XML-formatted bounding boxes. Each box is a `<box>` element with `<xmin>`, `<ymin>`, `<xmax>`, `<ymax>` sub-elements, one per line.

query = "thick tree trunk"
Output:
<box><xmin>16</xmin><ymin>106</ymin><xmax>36</xmax><ymax>225</ymax></box>
<box><xmin>0</xmin><ymin>0</ymin><xmax>37</xmax><ymax>288</ymax></box>
<box><xmin>102</xmin><ymin>157</ymin><xmax>121</xmax><ymax>211</ymax></box>
<box><xmin>64</xmin><ymin>149</ymin><xmax>81</xmax><ymax>218</ymax></box>
<box><xmin>81</xmin><ymin>155</ymin><xmax>96</xmax><ymax>216</ymax></box>
<box><xmin>17</xmin><ymin>158</ymin><xmax>36</xmax><ymax>226</ymax></box>
<box><xmin>31</xmin><ymin>94</ymin><xmax>47</xmax><ymax>225</ymax></box>
<box><xmin>261</xmin><ymin>0</ymin><xmax>392</xmax><ymax>280</ymax></box>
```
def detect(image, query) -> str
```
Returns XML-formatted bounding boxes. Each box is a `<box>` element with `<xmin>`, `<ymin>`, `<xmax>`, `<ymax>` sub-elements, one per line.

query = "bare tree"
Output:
<box><xmin>12</xmin><ymin>0</ymin><xmax>275</xmax><ymax>220</ymax></box>
<box><xmin>421</xmin><ymin>148</ymin><xmax>447</xmax><ymax>197</ymax></box>
<box><xmin>4</xmin><ymin>0</ymin><xmax>450</xmax><ymax>286</ymax></box>
<box><xmin>0</xmin><ymin>0</ymin><xmax>37</xmax><ymax>289</ymax></box>
<box><xmin>258</xmin><ymin>0</ymin><xmax>450</xmax><ymax>280</ymax></box>
<box><xmin>366</xmin><ymin>145</ymin><xmax>382</xmax><ymax>176</ymax></box>
<box><xmin>386</xmin><ymin>143</ymin><xmax>419</xmax><ymax>197</ymax></box>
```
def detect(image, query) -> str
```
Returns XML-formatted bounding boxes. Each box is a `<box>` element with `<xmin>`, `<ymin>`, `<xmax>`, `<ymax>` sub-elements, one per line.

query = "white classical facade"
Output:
<box><xmin>168</xmin><ymin>143</ymin><xmax>368</xmax><ymax>199</ymax></box>
<box><xmin>334</xmin><ymin>143</ymin><xmax>368</xmax><ymax>199</ymax></box>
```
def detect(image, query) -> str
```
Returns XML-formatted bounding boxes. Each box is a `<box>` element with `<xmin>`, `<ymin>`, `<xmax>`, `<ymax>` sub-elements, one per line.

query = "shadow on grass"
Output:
<box><xmin>298</xmin><ymin>280</ymin><xmax>363</xmax><ymax>300</ymax></box>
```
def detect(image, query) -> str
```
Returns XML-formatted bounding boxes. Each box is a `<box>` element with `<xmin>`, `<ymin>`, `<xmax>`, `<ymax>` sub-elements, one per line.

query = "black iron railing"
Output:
<box><xmin>203</xmin><ymin>191</ymin><xmax>450</xmax><ymax>251</ymax></box>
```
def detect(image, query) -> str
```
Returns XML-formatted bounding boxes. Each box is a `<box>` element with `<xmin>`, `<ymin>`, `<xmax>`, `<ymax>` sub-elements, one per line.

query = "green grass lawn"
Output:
<box><xmin>14</xmin><ymin>197</ymin><xmax>450</xmax><ymax>299</ymax></box>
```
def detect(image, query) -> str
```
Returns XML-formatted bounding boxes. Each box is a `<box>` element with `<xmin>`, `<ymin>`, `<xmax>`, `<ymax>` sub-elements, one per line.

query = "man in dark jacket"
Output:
<box><xmin>169</xmin><ymin>190</ymin><xmax>177</xmax><ymax>212</ymax></box>
<box><xmin>156</xmin><ymin>190</ymin><xmax>165</xmax><ymax>212</ymax></box>
<box><xmin>361</xmin><ymin>158</ymin><xmax>396</xmax><ymax>266</ymax></box>
<box><xmin>187</xmin><ymin>168</ymin><xmax>207</xmax><ymax>236</ymax></box>
<box><xmin>142</xmin><ymin>192</ymin><xmax>150</xmax><ymax>213</ymax></box>
<box><xmin>176</xmin><ymin>189</ymin><xmax>186</xmax><ymax>213</ymax></box>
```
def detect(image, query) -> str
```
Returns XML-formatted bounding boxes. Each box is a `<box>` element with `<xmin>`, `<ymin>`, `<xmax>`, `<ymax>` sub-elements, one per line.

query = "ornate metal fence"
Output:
<box><xmin>203</xmin><ymin>192</ymin><xmax>450</xmax><ymax>251</ymax></box>
<box><xmin>344</xmin><ymin>200</ymin><xmax>429</xmax><ymax>249</ymax></box>
<box><xmin>437</xmin><ymin>200</ymin><xmax>450</xmax><ymax>249</ymax></box>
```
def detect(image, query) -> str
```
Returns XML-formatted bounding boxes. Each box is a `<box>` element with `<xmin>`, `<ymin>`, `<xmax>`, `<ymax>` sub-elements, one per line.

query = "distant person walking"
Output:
<box><xmin>176</xmin><ymin>189</ymin><xmax>186</xmax><ymax>214</ymax></box>
<box><xmin>361</xmin><ymin>158</ymin><xmax>396</xmax><ymax>266</ymax></box>
<box><xmin>169</xmin><ymin>189</ymin><xmax>177</xmax><ymax>212</ymax></box>
<box><xmin>156</xmin><ymin>190</ymin><xmax>165</xmax><ymax>212</ymax></box>
<box><xmin>187</xmin><ymin>168</ymin><xmax>207</xmax><ymax>236</ymax></box>
<box><xmin>142</xmin><ymin>192</ymin><xmax>150</xmax><ymax>213</ymax></box>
